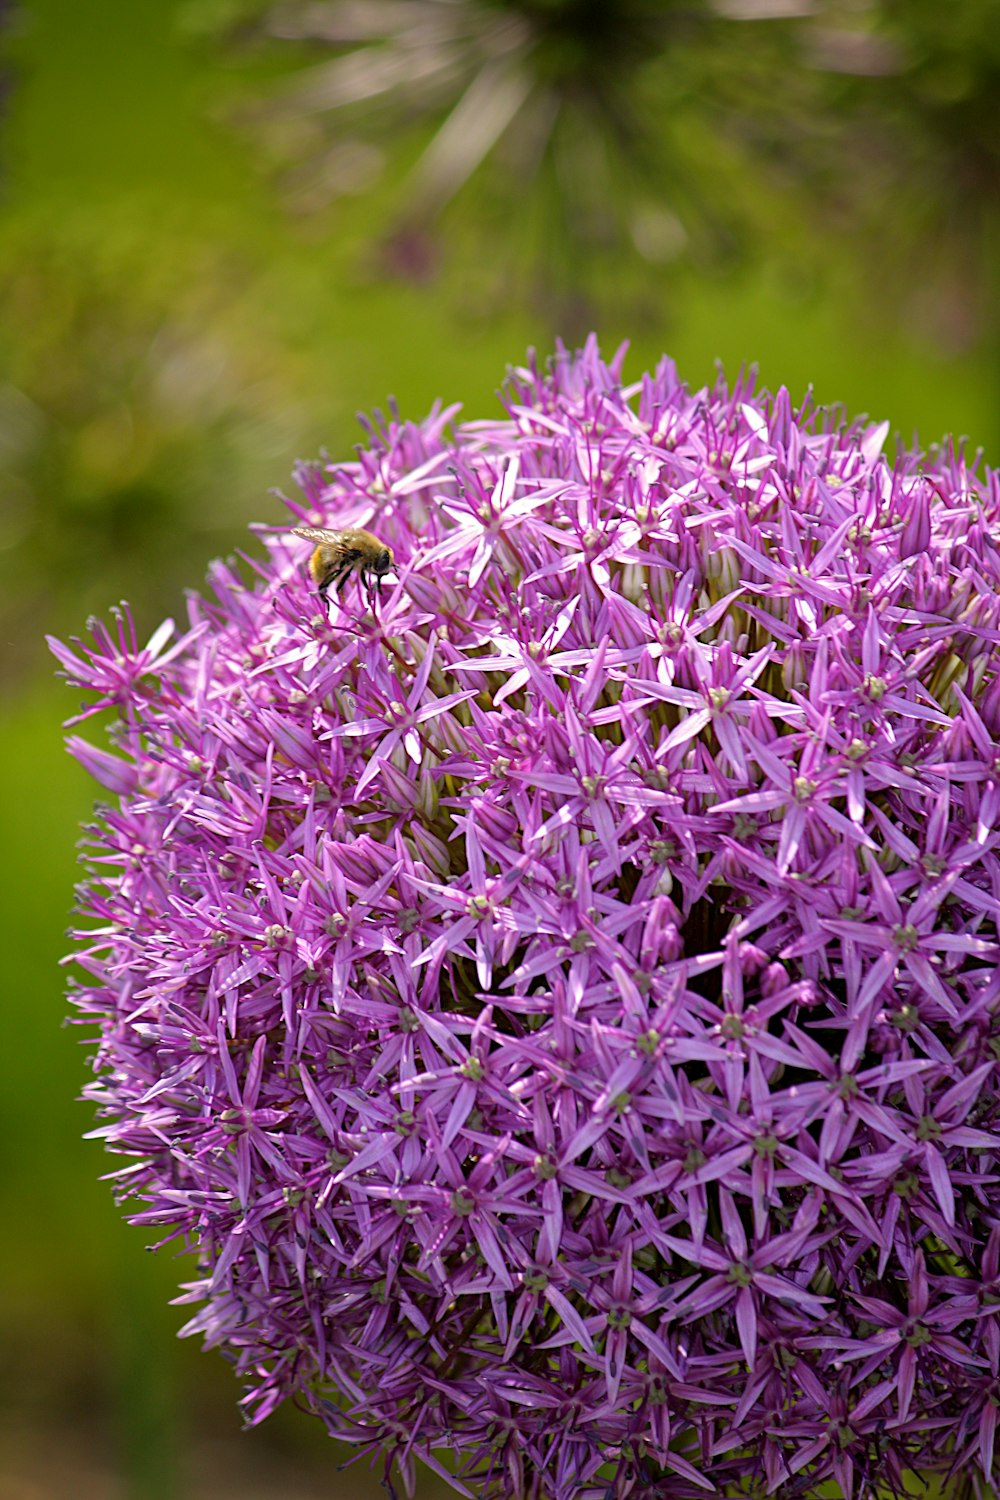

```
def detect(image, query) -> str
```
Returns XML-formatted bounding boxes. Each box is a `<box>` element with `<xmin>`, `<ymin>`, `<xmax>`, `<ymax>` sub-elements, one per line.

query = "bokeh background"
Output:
<box><xmin>2</xmin><ymin>1</ymin><xmax>998</xmax><ymax>1495</ymax></box>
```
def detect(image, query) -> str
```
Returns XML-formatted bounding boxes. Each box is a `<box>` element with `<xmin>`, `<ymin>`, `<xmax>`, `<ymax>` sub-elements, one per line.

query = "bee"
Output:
<box><xmin>293</xmin><ymin>526</ymin><xmax>394</xmax><ymax>601</ymax></box>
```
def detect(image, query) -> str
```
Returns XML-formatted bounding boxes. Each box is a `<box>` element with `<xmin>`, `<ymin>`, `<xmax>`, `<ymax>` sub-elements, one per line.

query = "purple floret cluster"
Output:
<box><xmin>54</xmin><ymin>339</ymin><xmax>1000</xmax><ymax>1499</ymax></box>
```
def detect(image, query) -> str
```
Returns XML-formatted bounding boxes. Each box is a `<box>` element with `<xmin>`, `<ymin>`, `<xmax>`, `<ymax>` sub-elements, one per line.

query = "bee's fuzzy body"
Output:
<box><xmin>293</xmin><ymin>526</ymin><xmax>393</xmax><ymax>599</ymax></box>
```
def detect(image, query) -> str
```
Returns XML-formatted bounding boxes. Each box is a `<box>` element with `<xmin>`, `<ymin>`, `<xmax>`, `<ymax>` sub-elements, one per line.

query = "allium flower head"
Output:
<box><xmin>54</xmin><ymin>339</ymin><xmax>1000</xmax><ymax>1499</ymax></box>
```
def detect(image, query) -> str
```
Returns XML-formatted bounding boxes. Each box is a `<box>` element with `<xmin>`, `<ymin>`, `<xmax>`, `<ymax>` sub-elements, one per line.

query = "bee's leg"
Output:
<box><xmin>333</xmin><ymin>564</ymin><xmax>356</xmax><ymax>597</ymax></box>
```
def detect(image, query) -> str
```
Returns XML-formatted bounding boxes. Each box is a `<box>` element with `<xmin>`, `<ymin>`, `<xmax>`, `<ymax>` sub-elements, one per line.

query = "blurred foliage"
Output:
<box><xmin>0</xmin><ymin>213</ymin><xmax>306</xmax><ymax>676</ymax></box>
<box><xmin>795</xmin><ymin>0</ymin><xmax>1000</xmax><ymax>350</ymax></box>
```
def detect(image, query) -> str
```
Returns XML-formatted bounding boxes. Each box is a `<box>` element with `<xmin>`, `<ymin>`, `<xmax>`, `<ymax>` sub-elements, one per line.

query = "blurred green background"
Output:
<box><xmin>2</xmin><ymin>1</ymin><xmax>997</xmax><ymax>1496</ymax></box>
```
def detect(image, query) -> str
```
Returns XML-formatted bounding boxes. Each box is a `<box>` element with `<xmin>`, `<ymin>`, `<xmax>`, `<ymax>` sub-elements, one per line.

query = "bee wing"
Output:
<box><xmin>292</xmin><ymin>526</ymin><xmax>344</xmax><ymax>543</ymax></box>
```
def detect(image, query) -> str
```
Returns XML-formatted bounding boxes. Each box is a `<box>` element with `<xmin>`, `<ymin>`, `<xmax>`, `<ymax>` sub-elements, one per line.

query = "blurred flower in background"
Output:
<box><xmin>214</xmin><ymin>0</ymin><xmax>816</xmax><ymax>321</ymax></box>
<box><xmin>202</xmin><ymin>0</ymin><xmax>1000</xmax><ymax>350</ymax></box>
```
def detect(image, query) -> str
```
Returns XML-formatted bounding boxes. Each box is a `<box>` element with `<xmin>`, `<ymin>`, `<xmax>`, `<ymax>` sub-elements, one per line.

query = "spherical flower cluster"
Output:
<box><xmin>54</xmin><ymin>339</ymin><xmax>1000</xmax><ymax>1499</ymax></box>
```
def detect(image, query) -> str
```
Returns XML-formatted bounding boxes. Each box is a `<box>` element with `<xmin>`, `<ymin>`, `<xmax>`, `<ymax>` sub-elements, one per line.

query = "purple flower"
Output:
<box><xmin>53</xmin><ymin>339</ymin><xmax>1000</xmax><ymax>1498</ymax></box>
